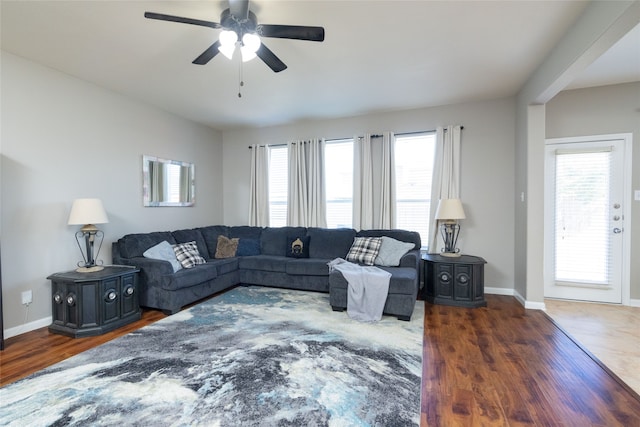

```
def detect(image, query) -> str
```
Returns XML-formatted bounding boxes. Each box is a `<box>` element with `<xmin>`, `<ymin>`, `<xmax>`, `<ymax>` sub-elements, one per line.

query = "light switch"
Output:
<box><xmin>635</xmin><ymin>190</ymin><xmax>640</xmax><ymax>201</ymax></box>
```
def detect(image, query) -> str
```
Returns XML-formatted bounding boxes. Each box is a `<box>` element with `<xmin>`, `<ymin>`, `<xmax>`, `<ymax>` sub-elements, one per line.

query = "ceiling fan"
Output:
<box><xmin>144</xmin><ymin>0</ymin><xmax>325</xmax><ymax>73</ymax></box>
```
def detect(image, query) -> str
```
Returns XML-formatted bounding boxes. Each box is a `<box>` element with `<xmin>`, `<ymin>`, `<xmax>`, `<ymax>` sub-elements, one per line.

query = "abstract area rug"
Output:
<box><xmin>1</xmin><ymin>286</ymin><xmax>424</xmax><ymax>426</ymax></box>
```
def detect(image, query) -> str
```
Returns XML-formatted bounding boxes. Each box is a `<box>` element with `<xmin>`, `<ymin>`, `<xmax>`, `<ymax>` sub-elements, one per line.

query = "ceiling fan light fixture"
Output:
<box><xmin>219</xmin><ymin>44</ymin><xmax>236</xmax><ymax>60</ymax></box>
<box><xmin>242</xmin><ymin>33</ymin><xmax>261</xmax><ymax>52</ymax></box>
<box><xmin>240</xmin><ymin>46</ymin><xmax>257</xmax><ymax>62</ymax></box>
<box><xmin>218</xmin><ymin>29</ymin><xmax>238</xmax><ymax>59</ymax></box>
<box><xmin>219</xmin><ymin>29</ymin><xmax>238</xmax><ymax>47</ymax></box>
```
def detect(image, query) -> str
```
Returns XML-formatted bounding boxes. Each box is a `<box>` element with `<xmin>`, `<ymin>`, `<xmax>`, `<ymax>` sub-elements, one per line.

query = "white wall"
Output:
<box><xmin>1</xmin><ymin>52</ymin><xmax>224</xmax><ymax>334</ymax></box>
<box><xmin>222</xmin><ymin>97</ymin><xmax>516</xmax><ymax>291</ymax></box>
<box><xmin>546</xmin><ymin>82</ymin><xmax>640</xmax><ymax>300</ymax></box>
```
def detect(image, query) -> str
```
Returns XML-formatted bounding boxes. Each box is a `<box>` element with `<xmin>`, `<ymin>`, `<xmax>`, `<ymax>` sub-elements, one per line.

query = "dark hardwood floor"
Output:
<box><xmin>2</xmin><ymin>294</ymin><xmax>639</xmax><ymax>426</ymax></box>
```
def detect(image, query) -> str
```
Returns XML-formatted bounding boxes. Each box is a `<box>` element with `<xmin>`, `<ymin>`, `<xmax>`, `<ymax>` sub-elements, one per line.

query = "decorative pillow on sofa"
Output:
<box><xmin>143</xmin><ymin>240</ymin><xmax>182</xmax><ymax>272</ymax></box>
<box><xmin>172</xmin><ymin>241</ymin><xmax>206</xmax><ymax>269</ymax></box>
<box><xmin>236</xmin><ymin>238</ymin><xmax>261</xmax><ymax>256</ymax></box>
<box><xmin>374</xmin><ymin>236</ymin><xmax>415</xmax><ymax>267</ymax></box>
<box><xmin>286</xmin><ymin>236</ymin><xmax>310</xmax><ymax>258</ymax></box>
<box><xmin>346</xmin><ymin>237</ymin><xmax>382</xmax><ymax>266</ymax></box>
<box><xmin>215</xmin><ymin>235</ymin><xmax>239</xmax><ymax>258</ymax></box>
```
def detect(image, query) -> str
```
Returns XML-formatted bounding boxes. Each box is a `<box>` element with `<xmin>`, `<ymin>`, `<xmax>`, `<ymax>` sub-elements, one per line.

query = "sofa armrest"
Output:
<box><xmin>116</xmin><ymin>256</ymin><xmax>175</xmax><ymax>290</ymax></box>
<box><xmin>399</xmin><ymin>249</ymin><xmax>420</xmax><ymax>270</ymax></box>
<box><xmin>123</xmin><ymin>256</ymin><xmax>174</xmax><ymax>274</ymax></box>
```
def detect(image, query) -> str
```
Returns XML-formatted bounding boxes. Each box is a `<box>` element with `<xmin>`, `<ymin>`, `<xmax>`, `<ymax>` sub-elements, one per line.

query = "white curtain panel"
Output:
<box><xmin>353</xmin><ymin>132</ymin><xmax>396</xmax><ymax>230</ymax></box>
<box><xmin>180</xmin><ymin>165</ymin><xmax>191</xmax><ymax>203</ymax></box>
<box><xmin>378</xmin><ymin>132</ymin><xmax>397</xmax><ymax>229</ymax></box>
<box><xmin>287</xmin><ymin>139</ymin><xmax>327</xmax><ymax>227</ymax></box>
<box><xmin>248</xmin><ymin>144</ymin><xmax>269</xmax><ymax>226</ymax></box>
<box><xmin>149</xmin><ymin>160</ymin><xmax>164</xmax><ymax>203</ymax></box>
<box><xmin>428</xmin><ymin>125</ymin><xmax>462</xmax><ymax>252</ymax></box>
<box><xmin>353</xmin><ymin>134</ymin><xmax>375</xmax><ymax>230</ymax></box>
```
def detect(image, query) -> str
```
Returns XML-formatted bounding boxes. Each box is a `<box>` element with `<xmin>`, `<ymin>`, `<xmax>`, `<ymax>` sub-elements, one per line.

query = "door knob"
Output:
<box><xmin>613</xmin><ymin>228</ymin><xmax>622</xmax><ymax>234</ymax></box>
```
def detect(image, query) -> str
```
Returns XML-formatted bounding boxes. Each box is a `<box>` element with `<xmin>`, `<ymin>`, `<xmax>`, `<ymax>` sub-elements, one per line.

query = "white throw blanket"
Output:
<box><xmin>328</xmin><ymin>258</ymin><xmax>391</xmax><ymax>322</ymax></box>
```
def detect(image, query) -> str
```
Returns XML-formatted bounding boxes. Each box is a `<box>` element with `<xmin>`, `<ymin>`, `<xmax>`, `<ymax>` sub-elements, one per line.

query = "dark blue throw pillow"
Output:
<box><xmin>236</xmin><ymin>238</ymin><xmax>261</xmax><ymax>256</ymax></box>
<box><xmin>286</xmin><ymin>236</ymin><xmax>310</xmax><ymax>258</ymax></box>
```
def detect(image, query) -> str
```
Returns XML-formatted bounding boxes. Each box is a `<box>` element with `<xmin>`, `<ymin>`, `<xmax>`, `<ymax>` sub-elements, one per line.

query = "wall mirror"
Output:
<box><xmin>142</xmin><ymin>155</ymin><xmax>195</xmax><ymax>207</ymax></box>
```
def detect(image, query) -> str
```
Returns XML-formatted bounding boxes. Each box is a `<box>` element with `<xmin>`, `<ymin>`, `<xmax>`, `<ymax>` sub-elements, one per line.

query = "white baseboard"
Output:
<box><xmin>484</xmin><ymin>287</ymin><xmax>545</xmax><ymax>310</ymax></box>
<box><xmin>4</xmin><ymin>316</ymin><xmax>52</xmax><ymax>339</ymax></box>
<box><xmin>629</xmin><ymin>299</ymin><xmax>640</xmax><ymax>308</ymax></box>
<box><xmin>485</xmin><ymin>287</ymin><xmax>514</xmax><ymax>296</ymax></box>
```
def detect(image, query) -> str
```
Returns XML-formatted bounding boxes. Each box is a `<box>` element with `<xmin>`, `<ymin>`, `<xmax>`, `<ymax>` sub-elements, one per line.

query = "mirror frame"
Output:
<box><xmin>142</xmin><ymin>155</ymin><xmax>195</xmax><ymax>207</ymax></box>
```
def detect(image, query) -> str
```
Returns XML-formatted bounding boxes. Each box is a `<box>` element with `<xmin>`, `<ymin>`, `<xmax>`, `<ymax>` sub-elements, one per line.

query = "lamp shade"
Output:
<box><xmin>68</xmin><ymin>198</ymin><xmax>109</xmax><ymax>225</ymax></box>
<box><xmin>435</xmin><ymin>198</ymin><xmax>466</xmax><ymax>220</ymax></box>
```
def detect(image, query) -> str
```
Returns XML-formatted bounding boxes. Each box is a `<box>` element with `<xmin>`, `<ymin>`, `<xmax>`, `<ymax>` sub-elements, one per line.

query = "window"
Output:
<box><xmin>268</xmin><ymin>145</ymin><xmax>288</xmax><ymax>227</ymax></box>
<box><xmin>394</xmin><ymin>132</ymin><xmax>437</xmax><ymax>247</ymax></box>
<box><xmin>325</xmin><ymin>139</ymin><xmax>354</xmax><ymax>228</ymax></box>
<box><xmin>265</xmin><ymin>132</ymin><xmax>437</xmax><ymax>244</ymax></box>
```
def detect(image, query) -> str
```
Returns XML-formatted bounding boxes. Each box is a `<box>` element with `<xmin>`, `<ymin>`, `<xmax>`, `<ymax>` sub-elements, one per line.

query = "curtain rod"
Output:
<box><xmin>248</xmin><ymin>126</ymin><xmax>464</xmax><ymax>148</ymax></box>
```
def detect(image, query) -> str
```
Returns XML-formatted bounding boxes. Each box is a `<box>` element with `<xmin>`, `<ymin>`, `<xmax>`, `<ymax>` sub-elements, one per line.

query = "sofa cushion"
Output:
<box><xmin>306</xmin><ymin>227</ymin><xmax>356</xmax><ymax>259</ymax></box>
<box><xmin>260</xmin><ymin>227</ymin><xmax>307</xmax><ymax>256</ymax></box>
<box><xmin>215</xmin><ymin>235</ymin><xmax>239</xmax><ymax>258</ymax></box>
<box><xmin>285</xmin><ymin>258</ymin><xmax>330</xmax><ymax>276</ymax></box>
<box><xmin>198</xmin><ymin>225</ymin><xmax>229</xmax><ymax>259</ymax></box>
<box><xmin>173</xmin><ymin>241</ymin><xmax>207</xmax><ymax>269</ymax></box>
<box><xmin>172</xmin><ymin>228</ymin><xmax>208</xmax><ymax>258</ymax></box>
<box><xmin>330</xmin><ymin>266</ymin><xmax>417</xmax><ymax>295</ymax></box>
<box><xmin>346</xmin><ymin>237</ymin><xmax>382</xmax><ymax>266</ymax></box>
<box><xmin>239</xmin><ymin>255</ymin><xmax>288</xmax><ymax>273</ymax></box>
<box><xmin>286</xmin><ymin>235</ymin><xmax>310</xmax><ymax>258</ymax></box>
<box><xmin>160</xmin><ymin>263</ymin><xmax>219</xmax><ymax>291</ymax></box>
<box><xmin>374</xmin><ymin>236</ymin><xmax>416</xmax><ymax>267</ymax></box>
<box><xmin>207</xmin><ymin>257</ymin><xmax>239</xmax><ymax>276</ymax></box>
<box><xmin>228</xmin><ymin>226</ymin><xmax>264</xmax><ymax>240</ymax></box>
<box><xmin>143</xmin><ymin>240</ymin><xmax>182</xmax><ymax>272</ymax></box>
<box><xmin>356</xmin><ymin>229</ymin><xmax>421</xmax><ymax>250</ymax></box>
<box><xmin>118</xmin><ymin>232</ymin><xmax>177</xmax><ymax>259</ymax></box>
<box><xmin>236</xmin><ymin>238</ymin><xmax>261</xmax><ymax>256</ymax></box>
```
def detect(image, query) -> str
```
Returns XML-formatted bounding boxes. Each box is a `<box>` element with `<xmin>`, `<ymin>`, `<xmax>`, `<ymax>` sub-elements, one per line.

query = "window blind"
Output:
<box><xmin>268</xmin><ymin>146</ymin><xmax>288</xmax><ymax>227</ymax></box>
<box><xmin>554</xmin><ymin>149</ymin><xmax>612</xmax><ymax>285</ymax></box>
<box><xmin>394</xmin><ymin>133</ymin><xmax>436</xmax><ymax>246</ymax></box>
<box><xmin>325</xmin><ymin>139</ymin><xmax>354</xmax><ymax>228</ymax></box>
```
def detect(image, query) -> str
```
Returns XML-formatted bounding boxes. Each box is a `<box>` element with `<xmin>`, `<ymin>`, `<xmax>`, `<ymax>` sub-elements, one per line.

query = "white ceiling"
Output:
<box><xmin>1</xmin><ymin>1</ymin><xmax>637</xmax><ymax>131</ymax></box>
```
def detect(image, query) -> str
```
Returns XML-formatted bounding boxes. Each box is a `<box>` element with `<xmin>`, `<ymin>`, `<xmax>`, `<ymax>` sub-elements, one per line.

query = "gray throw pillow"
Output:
<box><xmin>374</xmin><ymin>236</ymin><xmax>415</xmax><ymax>267</ymax></box>
<box><xmin>143</xmin><ymin>240</ymin><xmax>182</xmax><ymax>272</ymax></box>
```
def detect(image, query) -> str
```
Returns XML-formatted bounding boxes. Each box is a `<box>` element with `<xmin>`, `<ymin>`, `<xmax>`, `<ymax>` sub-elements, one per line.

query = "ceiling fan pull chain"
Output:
<box><xmin>238</xmin><ymin>60</ymin><xmax>244</xmax><ymax>98</ymax></box>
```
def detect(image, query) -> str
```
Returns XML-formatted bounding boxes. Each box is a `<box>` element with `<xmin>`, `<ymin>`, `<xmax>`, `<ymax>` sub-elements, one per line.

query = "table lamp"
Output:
<box><xmin>435</xmin><ymin>198</ymin><xmax>466</xmax><ymax>257</ymax></box>
<box><xmin>68</xmin><ymin>198</ymin><xmax>109</xmax><ymax>272</ymax></box>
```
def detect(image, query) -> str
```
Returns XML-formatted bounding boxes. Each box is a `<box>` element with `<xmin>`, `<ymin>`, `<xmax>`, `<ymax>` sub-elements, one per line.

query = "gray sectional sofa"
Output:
<box><xmin>112</xmin><ymin>225</ymin><xmax>422</xmax><ymax>320</ymax></box>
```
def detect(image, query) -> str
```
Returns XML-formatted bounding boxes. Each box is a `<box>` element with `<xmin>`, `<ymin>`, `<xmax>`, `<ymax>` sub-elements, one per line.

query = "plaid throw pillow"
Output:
<box><xmin>173</xmin><ymin>241</ymin><xmax>206</xmax><ymax>269</ymax></box>
<box><xmin>346</xmin><ymin>237</ymin><xmax>382</xmax><ymax>266</ymax></box>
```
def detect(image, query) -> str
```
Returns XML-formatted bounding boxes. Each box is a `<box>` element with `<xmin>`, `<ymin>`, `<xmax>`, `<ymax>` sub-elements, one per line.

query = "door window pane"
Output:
<box><xmin>554</xmin><ymin>150</ymin><xmax>611</xmax><ymax>284</ymax></box>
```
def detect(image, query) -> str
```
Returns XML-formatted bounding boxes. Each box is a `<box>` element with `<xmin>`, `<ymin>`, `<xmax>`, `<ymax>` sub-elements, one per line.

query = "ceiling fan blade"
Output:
<box><xmin>258</xmin><ymin>24</ymin><xmax>324</xmax><ymax>42</ymax></box>
<box><xmin>229</xmin><ymin>0</ymin><xmax>250</xmax><ymax>20</ymax></box>
<box><xmin>192</xmin><ymin>41</ymin><xmax>221</xmax><ymax>65</ymax></box>
<box><xmin>256</xmin><ymin>43</ymin><xmax>287</xmax><ymax>73</ymax></box>
<box><xmin>144</xmin><ymin>12</ymin><xmax>221</xmax><ymax>29</ymax></box>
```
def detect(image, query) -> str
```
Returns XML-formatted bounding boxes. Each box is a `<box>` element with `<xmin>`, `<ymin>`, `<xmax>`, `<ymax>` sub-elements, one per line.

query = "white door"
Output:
<box><xmin>544</xmin><ymin>134</ymin><xmax>631</xmax><ymax>304</ymax></box>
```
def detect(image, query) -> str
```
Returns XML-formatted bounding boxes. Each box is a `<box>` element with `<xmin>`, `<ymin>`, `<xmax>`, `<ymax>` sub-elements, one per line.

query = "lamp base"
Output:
<box><xmin>440</xmin><ymin>252</ymin><xmax>462</xmax><ymax>258</ymax></box>
<box><xmin>76</xmin><ymin>266</ymin><xmax>104</xmax><ymax>273</ymax></box>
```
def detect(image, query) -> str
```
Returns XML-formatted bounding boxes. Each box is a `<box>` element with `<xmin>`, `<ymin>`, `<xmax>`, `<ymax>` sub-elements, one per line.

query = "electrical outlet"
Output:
<box><xmin>21</xmin><ymin>290</ymin><xmax>33</xmax><ymax>305</ymax></box>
